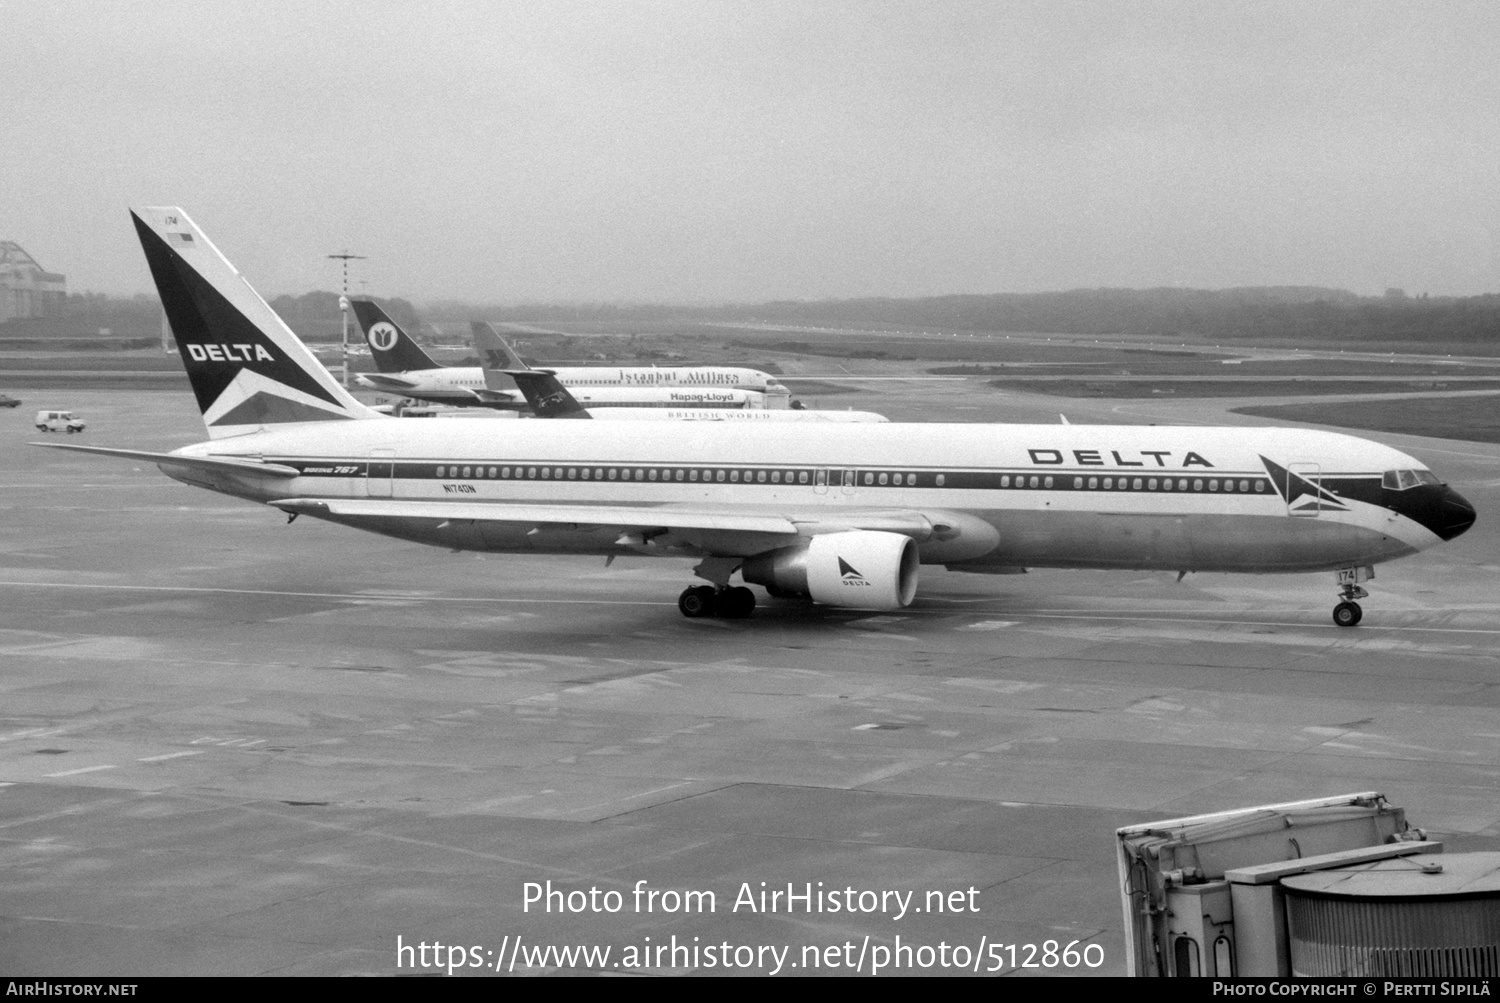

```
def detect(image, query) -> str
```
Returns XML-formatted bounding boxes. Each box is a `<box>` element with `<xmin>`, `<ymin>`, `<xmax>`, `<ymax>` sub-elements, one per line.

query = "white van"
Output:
<box><xmin>35</xmin><ymin>410</ymin><xmax>86</xmax><ymax>433</ymax></box>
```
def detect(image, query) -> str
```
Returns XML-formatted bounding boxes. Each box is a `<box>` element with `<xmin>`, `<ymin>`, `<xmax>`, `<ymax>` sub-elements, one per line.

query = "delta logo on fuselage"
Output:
<box><xmin>185</xmin><ymin>343</ymin><xmax>275</xmax><ymax>363</ymax></box>
<box><xmin>1027</xmin><ymin>448</ymin><xmax>1214</xmax><ymax>469</ymax></box>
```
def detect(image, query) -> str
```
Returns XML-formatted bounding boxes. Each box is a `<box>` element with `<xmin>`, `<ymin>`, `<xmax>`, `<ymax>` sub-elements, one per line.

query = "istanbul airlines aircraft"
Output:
<box><xmin>351</xmin><ymin>299</ymin><xmax>792</xmax><ymax>410</ymax></box>
<box><xmin>471</xmin><ymin>321</ymin><xmax>888</xmax><ymax>423</ymax></box>
<box><xmin>38</xmin><ymin>208</ymin><xmax>1475</xmax><ymax>627</ymax></box>
<box><xmin>351</xmin><ymin>299</ymin><xmax>522</xmax><ymax>408</ymax></box>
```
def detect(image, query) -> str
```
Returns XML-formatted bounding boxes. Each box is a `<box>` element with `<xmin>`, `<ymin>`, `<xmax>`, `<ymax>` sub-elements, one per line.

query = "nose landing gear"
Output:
<box><xmin>1333</xmin><ymin>582</ymin><xmax>1369</xmax><ymax>627</ymax></box>
<box><xmin>1331</xmin><ymin>566</ymin><xmax>1375</xmax><ymax>627</ymax></box>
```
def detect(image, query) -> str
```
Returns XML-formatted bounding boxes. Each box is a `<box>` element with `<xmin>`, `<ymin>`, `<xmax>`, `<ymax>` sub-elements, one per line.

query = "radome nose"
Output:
<box><xmin>1434</xmin><ymin>487</ymin><xmax>1476</xmax><ymax>542</ymax></box>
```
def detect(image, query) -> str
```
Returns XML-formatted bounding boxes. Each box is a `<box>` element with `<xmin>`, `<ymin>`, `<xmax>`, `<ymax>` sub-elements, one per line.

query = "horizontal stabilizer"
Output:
<box><xmin>468</xmin><ymin>388</ymin><xmax>521</xmax><ymax>404</ymax></box>
<box><xmin>32</xmin><ymin>442</ymin><xmax>301</xmax><ymax>477</ymax></box>
<box><xmin>359</xmin><ymin>373</ymin><xmax>418</xmax><ymax>390</ymax></box>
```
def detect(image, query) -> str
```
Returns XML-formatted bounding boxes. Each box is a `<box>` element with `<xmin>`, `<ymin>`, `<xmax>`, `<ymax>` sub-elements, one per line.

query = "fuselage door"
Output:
<box><xmin>841</xmin><ymin>469</ymin><xmax>859</xmax><ymax>496</ymax></box>
<box><xmin>1287</xmin><ymin>461</ymin><xmax>1322</xmax><ymax>517</ymax></box>
<box><xmin>367</xmin><ymin>448</ymin><xmax>395</xmax><ymax>498</ymax></box>
<box><xmin>814</xmin><ymin>469</ymin><xmax>829</xmax><ymax>495</ymax></box>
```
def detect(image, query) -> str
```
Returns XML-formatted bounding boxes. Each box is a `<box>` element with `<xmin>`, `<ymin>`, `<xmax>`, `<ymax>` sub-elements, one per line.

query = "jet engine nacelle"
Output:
<box><xmin>742</xmin><ymin>530</ymin><xmax>919</xmax><ymax>609</ymax></box>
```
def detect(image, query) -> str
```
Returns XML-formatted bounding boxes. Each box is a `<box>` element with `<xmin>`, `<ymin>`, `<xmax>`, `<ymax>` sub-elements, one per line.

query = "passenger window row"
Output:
<box><xmin>419</xmin><ymin>465</ymin><xmax>1263</xmax><ymax>493</ymax></box>
<box><xmin>1068</xmin><ymin>476</ymin><xmax>1266</xmax><ymax>493</ymax></box>
<box><xmin>433</xmin><ymin>465</ymin><xmax>823</xmax><ymax>484</ymax></box>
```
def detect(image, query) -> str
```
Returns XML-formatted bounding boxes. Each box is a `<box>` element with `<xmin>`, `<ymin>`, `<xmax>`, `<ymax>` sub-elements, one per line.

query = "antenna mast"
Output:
<box><xmin>326</xmin><ymin>250</ymin><xmax>367</xmax><ymax>388</ymax></box>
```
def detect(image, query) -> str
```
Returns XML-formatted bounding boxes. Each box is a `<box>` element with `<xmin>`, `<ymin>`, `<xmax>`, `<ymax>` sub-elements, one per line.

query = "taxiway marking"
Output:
<box><xmin>3</xmin><ymin>581</ymin><xmax>1497</xmax><ymax>634</ymax></box>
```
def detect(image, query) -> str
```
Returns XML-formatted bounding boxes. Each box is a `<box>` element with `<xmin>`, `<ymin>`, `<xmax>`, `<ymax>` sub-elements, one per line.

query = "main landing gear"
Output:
<box><xmin>678</xmin><ymin>585</ymin><xmax>756</xmax><ymax>619</ymax></box>
<box><xmin>678</xmin><ymin>557</ymin><xmax>756</xmax><ymax>619</ymax></box>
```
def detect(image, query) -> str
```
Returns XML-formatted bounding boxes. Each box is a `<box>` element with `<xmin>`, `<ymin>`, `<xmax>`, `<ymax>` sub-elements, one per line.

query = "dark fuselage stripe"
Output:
<box><xmin>263</xmin><ymin>456</ymin><xmax>1352</xmax><ymax>497</ymax></box>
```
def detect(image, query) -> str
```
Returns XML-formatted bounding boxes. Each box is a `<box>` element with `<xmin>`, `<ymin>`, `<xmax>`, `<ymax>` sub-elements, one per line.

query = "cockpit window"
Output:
<box><xmin>1382</xmin><ymin>469</ymin><xmax>1440</xmax><ymax>490</ymax></box>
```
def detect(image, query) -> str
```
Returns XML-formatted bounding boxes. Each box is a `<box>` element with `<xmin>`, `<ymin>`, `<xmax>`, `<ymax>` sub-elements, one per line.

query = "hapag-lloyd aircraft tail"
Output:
<box><xmin>132</xmin><ymin>207</ymin><xmax>382</xmax><ymax>437</ymax></box>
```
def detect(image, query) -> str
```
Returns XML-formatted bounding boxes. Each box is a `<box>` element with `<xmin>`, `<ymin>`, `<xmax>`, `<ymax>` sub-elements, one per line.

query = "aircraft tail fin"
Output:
<box><xmin>349</xmin><ymin>299</ymin><xmax>442</xmax><ymax>373</ymax></box>
<box><xmin>131</xmin><ymin>207</ymin><xmax>381</xmax><ymax>438</ymax></box>
<box><xmin>467</xmin><ymin>319</ymin><xmax>585</xmax><ymax>417</ymax></box>
<box><xmin>508</xmin><ymin>370</ymin><xmax>591</xmax><ymax>419</ymax></box>
<box><xmin>469</xmin><ymin>321</ymin><xmax>547</xmax><ymax>392</ymax></box>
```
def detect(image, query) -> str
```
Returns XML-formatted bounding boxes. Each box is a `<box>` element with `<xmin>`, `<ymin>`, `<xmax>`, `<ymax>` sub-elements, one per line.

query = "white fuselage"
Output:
<box><xmin>359</xmin><ymin>366</ymin><xmax>791</xmax><ymax>408</ymax></box>
<box><xmin>582</xmin><ymin>408</ymin><xmax>886</xmax><ymax>422</ymax></box>
<box><xmin>169</xmin><ymin>419</ymin><xmax>1448</xmax><ymax>574</ymax></box>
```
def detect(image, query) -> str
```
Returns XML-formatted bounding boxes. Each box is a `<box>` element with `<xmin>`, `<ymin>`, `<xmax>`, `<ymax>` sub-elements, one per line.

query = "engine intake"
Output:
<box><xmin>743</xmin><ymin>530</ymin><xmax>919</xmax><ymax>609</ymax></box>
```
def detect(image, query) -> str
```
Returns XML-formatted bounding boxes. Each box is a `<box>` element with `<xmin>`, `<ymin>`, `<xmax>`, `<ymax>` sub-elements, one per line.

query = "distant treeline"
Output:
<box><xmin>430</xmin><ymin>286</ymin><xmax>1500</xmax><ymax>347</ymax></box>
<box><xmin>0</xmin><ymin>292</ymin><xmax>162</xmax><ymax>339</ymax></box>
<box><xmin>9</xmin><ymin>286</ymin><xmax>1500</xmax><ymax>348</ymax></box>
<box><xmin>0</xmin><ymin>290</ymin><xmax>424</xmax><ymax>344</ymax></box>
<box><xmin>735</xmin><ymin>288</ymin><xmax>1500</xmax><ymax>346</ymax></box>
<box><xmin>266</xmin><ymin>291</ymin><xmax>422</xmax><ymax>343</ymax></box>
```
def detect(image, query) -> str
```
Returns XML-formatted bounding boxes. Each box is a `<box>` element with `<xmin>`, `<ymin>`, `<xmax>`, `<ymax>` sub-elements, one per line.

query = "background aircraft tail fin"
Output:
<box><xmin>471</xmin><ymin>321</ymin><xmax>556</xmax><ymax>395</ymax></box>
<box><xmin>470</xmin><ymin>321</ymin><xmax>533</xmax><ymax>372</ymax></box>
<box><xmin>507</xmin><ymin>370</ymin><xmax>592</xmax><ymax>419</ymax></box>
<box><xmin>350</xmin><ymin>299</ymin><xmax>442</xmax><ymax>373</ymax></box>
<box><xmin>130</xmin><ymin>207</ymin><xmax>380</xmax><ymax>439</ymax></box>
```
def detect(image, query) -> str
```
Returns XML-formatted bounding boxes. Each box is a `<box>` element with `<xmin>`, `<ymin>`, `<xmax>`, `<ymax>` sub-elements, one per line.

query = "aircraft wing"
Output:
<box><xmin>272</xmin><ymin>497</ymin><xmax>799</xmax><ymax>534</ymax></box>
<box><xmin>33</xmin><ymin>442</ymin><xmax>302</xmax><ymax>477</ymax></box>
<box><xmin>268</xmin><ymin>497</ymin><xmax>939</xmax><ymax>540</ymax></box>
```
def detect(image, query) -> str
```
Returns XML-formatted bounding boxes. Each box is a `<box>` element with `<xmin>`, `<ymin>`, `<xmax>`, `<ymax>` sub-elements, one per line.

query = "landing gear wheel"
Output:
<box><xmin>678</xmin><ymin>586</ymin><xmax>717</xmax><ymax>618</ymax></box>
<box><xmin>717</xmin><ymin>586</ymin><xmax>756</xmax><ymax>619</ymax></box>
<box><xmin>1333</xmin><ymin>601</ymin><xmax>1363</xmax><ymax>627</ymax></box>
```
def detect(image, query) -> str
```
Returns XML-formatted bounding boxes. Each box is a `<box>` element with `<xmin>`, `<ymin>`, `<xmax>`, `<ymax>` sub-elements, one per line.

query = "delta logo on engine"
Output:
<box><xmin>839</xmin><ymin>558</ymin><xmax>870</xmax><ymax>587</ymax></box>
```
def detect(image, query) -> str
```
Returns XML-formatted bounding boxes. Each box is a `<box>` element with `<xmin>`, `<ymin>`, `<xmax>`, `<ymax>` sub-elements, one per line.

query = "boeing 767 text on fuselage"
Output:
<box><xmin>36</xmin><ymin>208</ymin><xmax>1475</xmax><ymax>625</ymax></box>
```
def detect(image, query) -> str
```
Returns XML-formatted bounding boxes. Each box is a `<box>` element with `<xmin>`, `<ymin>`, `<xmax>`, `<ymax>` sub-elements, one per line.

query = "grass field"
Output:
<box><xmin>1234</xmin><ymin>395</ymin><xmax>1500</xmax><ymax>444</ymax></box>
<box><xmin>934</xmin><ymin>357</ymin><xmax>1500</xmax><ymax>378</ymax></box>
<box><xmin>777</xmin><ymin>378</ymin><xmax>861</xmax><ymax>395</ymax></box>
<box><xmin>988</xmin><ymin>379</ymin><xmax>1500</xmax><ymax>398</ymax></box>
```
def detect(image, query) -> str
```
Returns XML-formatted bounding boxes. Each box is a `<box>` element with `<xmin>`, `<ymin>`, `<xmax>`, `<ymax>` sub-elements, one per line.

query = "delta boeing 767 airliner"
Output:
<box><xmin>37</xmin><ymin>208</ymin><xmax>1475</xmax><ymax>626</ymax></box>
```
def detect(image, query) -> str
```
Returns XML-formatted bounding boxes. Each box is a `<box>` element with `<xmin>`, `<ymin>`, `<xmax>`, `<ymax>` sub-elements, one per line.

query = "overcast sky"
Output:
<box><xmin>5</xmin><ymin>1</ymin><xmax>1498</xmax><ymax>303</ymax></box>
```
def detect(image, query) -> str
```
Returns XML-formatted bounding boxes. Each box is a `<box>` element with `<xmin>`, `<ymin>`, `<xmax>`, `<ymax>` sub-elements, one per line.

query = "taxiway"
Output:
<box><xmin>2</xmin><ymin>386</ymin><xmax>1497</xmax><ymax>976</ymax></box>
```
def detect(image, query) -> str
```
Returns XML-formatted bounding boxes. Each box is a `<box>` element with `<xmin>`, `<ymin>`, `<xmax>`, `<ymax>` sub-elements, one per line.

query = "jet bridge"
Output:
<box><xmin>1116</xmin><ymin>792</ymin><xmax>1442</xmax><ymax>977</ymax></box>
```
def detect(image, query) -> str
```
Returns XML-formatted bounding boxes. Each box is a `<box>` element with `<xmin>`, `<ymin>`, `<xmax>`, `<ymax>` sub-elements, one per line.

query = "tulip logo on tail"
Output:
<box><xmin>367</xmin><ymin>323</ymin><xmax>399</xmax><ymax>352</ymax></box>
<box><xmin>839</xmin><ymin>558</ymin><xmax>870</xmax><ymax>587</ymax></box>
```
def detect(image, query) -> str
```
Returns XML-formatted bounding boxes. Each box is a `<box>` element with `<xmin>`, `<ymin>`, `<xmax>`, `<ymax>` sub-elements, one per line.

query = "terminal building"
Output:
<box><xmin>0</xmin><ymin>240</ymin><xmax>67</xmax><ymax>322</ymax></box>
